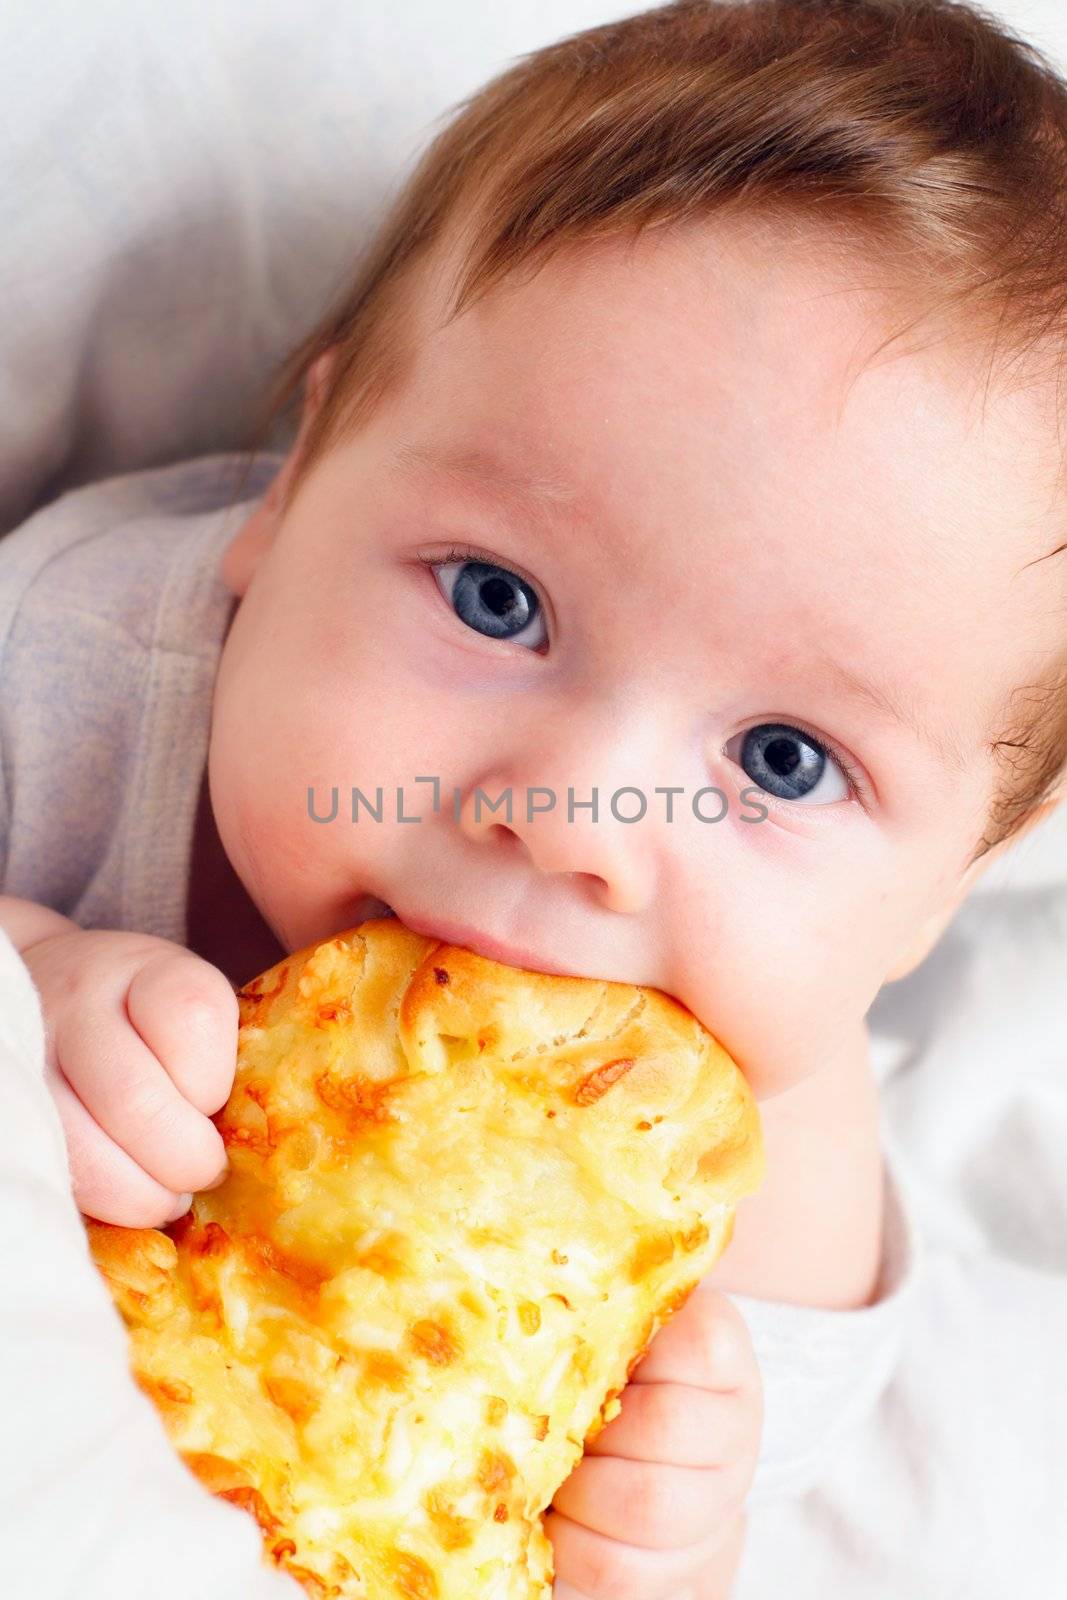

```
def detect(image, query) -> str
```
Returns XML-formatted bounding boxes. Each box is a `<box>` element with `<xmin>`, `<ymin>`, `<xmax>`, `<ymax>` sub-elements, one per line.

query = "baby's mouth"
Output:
<box><xmin>354</xmin><ymin>895</ymin><xmax>397</xmax><ymax>922</ymax></box>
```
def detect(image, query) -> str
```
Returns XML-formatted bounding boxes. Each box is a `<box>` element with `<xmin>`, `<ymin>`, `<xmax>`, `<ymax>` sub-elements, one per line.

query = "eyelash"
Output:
<box><xmin>415</xmin><ymin>542</ymin><xmax>545</xmax><ymax>602</ymax></box>
<box><xmin>416</xmin><ymin>545</ymin><xmax>868</xmax><ymax>804</ymax></box>
<box><xmin>748</xmin><ymin>716</ymin><xmax>867</xmax><ymax>805</ymax></box>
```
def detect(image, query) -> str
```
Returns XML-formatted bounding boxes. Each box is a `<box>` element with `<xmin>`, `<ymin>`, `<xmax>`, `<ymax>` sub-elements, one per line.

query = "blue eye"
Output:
<box><xmin>727</xmin><ymin>722</ymin><xmax>852</xmax><ymax>805</ymax></box>
<box><xmin>428</xmin><ymin>553</ymin><xmax>548</xmax><ymax>650</ymax></box>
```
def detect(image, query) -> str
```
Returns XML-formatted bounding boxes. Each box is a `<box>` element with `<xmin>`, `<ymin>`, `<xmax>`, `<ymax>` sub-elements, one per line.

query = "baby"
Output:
<box><xmin>4</xmin><ymin>1</ymin><xmax>1067</xmax><ymax>1595</ymax></box>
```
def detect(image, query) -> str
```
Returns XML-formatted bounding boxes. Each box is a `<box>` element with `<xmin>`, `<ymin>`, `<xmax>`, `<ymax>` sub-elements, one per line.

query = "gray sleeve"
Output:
<box><xmin>0</xmin><ymin>575</ymin><xmax>148</xmax><ymax>915</ymax></box>
<box><xmin>0</xmin><ymin>470</ymin><xmax>193</xmax><ymax>919</ymax></box>
<box><xmin>0</xmin><ymin>454</ymin><xmax>275</xmax><ymax>939</ymax></box>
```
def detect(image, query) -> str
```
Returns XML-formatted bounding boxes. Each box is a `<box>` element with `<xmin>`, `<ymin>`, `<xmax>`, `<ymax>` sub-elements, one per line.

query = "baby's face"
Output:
<box><xmin>211</xmin><ymin>217</ymin><xmax>1062</xmax><ymax>1097</ymax></box>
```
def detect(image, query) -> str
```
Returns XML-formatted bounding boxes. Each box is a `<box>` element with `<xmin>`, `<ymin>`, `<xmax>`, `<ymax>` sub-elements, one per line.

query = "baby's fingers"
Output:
<box><xmin>551</xmin><ymin>1454</ymin><xmax>737</xmax><ymax>1551</ymax></box>
<box><xmin>632</xmin><ymin>1286</ymin><xmax>759</xmax><ymax>1396</ymax></box>
<box><xmin>547</xmin><ymin>1506</ymin><xmax>731</xmax><ymax>1600</ymax></box>
<box><xmin>584</xmin><ymin>1379</ymin><xmax>754</xmax><ymax>1469</ymax></box>
<box><xmin>125</xmin><ymin>947</ymin><xmax>238</xmax><ymax>1114</ymax></box>
<box><xmin>44</xmin><ymin>1058</ymin><xmax>192</xmax><ymax>1227</ymax></box>
<box><xmin>57</xmin><ymin>1003</ymin><xmax>226</xmax><ymax>1197</ymax></box>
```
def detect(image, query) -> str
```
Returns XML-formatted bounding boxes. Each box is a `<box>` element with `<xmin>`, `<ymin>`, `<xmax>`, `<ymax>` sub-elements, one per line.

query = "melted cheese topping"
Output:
<box><xmin>86</xmin><ymin>918</ymin><xmax>764</xmax><ymax>1599</ymax></box>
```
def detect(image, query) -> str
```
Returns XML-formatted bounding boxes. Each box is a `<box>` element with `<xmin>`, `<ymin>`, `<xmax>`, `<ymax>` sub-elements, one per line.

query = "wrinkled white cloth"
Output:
<box><xmin>0</xmin><ymin>0</ymin><xmax>654</xmax><ymax>538</ymax></box>
<box><xmin>0</xmin><ymin>456</ymin><xmax>1063</xmax><ymax>1598</ymax></box>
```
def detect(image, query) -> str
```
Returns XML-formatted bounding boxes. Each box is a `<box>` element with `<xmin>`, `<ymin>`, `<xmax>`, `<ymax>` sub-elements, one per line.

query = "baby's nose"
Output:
<box><xmin>456</xmin><ymin>766</ymin><xmax>658</xmax><ymax>916</ymax></box>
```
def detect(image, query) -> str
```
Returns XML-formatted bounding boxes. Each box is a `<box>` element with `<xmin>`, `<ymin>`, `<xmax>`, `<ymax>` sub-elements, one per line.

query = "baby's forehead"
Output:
<box><xmin>394</xmin><ymin>223</ymin><xmax>1064</xmax><ymax>718</ymax></box>
<box><xmin>422</xmin><ymin>216</ymin><xmax>1058</xmax><ymax>476</ymax></box>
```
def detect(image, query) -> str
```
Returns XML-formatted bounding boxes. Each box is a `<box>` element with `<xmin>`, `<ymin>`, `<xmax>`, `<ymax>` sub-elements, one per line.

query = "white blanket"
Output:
<box><xmin>0</xmin><ymin>927</ymin><xmax>300</xmax><ymax>1598</ymax></box>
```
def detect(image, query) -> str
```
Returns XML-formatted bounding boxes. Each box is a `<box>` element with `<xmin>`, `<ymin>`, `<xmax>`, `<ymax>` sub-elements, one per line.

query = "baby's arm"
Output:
<box><xmin>0</xmin><ymin>894</ymin><xmax>237</xmax><ymax>1225</ymax></box>
<box><xmin>702</xmin><ymin>1023</ymin><xmax>886</xmax><ymax>1311</ymax></box>
<box><xmin>690</xmin><ymin>1023</ymin><xmax>897</xmax><ymax>1567</ymax></box>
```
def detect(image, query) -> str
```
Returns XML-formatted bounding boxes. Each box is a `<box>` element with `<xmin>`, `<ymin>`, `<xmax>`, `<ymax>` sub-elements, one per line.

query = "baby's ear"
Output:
<box><xmin>221</xmin><ymin>347</ymin><xmax>341</xmax><ymax>598</ymax></box>
<box><xmin>221</xmin><ymin>506</ymin><xmax>275</xmax><ymax>598</ymax></box>
<box><xmin>884</xmin><ymin>786</ymin><xmax>1065</xmax><ymax>983</ymax></box>
<box><xmin>304</xmin><ymin>345</ymin><xmax>338</xmax><ymax>421</ymax></box>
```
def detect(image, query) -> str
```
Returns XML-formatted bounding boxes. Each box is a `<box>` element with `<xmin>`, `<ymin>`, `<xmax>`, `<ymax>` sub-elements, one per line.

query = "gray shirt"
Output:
<box><xmin>0</xmin><ymin>450</ymin><xmax>284</xmax><ymax>942</ymax></box>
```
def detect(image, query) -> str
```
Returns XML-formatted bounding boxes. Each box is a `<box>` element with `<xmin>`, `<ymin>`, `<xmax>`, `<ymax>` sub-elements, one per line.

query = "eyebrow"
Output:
<box><xmin>808</xmin><ymin>651</ymin><xmax>972</xmax><ymax>776</ymax></box>
<box><xmin>386</xmin><ymin>439</ymin><xmax>580</xmax><ymax>520</ymax></box>
<box><xmin>389</xmin><ymin>438</ymin><xmax>974</xmax><ymax>776</ymax></box>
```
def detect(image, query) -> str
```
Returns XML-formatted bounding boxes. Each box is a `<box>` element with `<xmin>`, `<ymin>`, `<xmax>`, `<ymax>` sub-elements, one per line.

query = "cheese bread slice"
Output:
<box><xmin>86</xmin><ymin>916</ymin><xmax>764</xmax><ymax>1599</ymax></box>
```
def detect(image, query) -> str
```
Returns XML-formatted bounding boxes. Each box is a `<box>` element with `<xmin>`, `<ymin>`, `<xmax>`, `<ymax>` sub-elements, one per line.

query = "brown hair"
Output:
<box><xmin>227</xmin><ymin>0</ymin><xmax>1067</xmax><ymax>865</ymax></box>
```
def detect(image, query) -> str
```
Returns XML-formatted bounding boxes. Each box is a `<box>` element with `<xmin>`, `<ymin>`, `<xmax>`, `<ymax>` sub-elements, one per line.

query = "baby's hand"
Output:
<box><xmin>547</xmin><ymin>1286</ymin><xmax>761</xmax><ymax>1600</ymax></box>
<box><xmin>21</xmin><ymin>927</ymin><xmax>237</xmax><ymax>1227</ymax></box>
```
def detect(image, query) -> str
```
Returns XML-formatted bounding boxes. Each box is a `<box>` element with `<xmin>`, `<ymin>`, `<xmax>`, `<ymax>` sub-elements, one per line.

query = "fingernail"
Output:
<box><xmin>165</xmin><ymin>1192</ymin><xmax>193</xmax><ymax>1222</ymax></box>
<box><xmin>202</xmin><ymin>1164</ymin><xmax>229</xmax><ymax>1191</ymax></box>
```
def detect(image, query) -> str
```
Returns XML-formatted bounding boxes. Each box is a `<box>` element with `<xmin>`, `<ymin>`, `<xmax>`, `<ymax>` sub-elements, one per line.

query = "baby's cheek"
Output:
<box><xmin>669</xmin><ymin>843</ymin><xmax>910</xmax><ymax>1093</ymax></box>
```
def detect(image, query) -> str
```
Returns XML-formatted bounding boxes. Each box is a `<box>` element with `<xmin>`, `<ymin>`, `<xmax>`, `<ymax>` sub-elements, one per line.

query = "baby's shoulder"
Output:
<box><xmin>0</xmin><ymin>453</ymin><xmax>277</xmax><ymax>913</ymax></box>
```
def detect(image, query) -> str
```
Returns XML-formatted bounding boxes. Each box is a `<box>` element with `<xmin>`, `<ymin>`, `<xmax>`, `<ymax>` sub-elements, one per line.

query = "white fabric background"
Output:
<box><xmin>1</xmin><ymin>1</ymin><xmax>1066</xmax><ymax>1595</ymax></box>
<box><xmin>0</xmin><ymin>0</ymin><xmax>647</xmax><ymax>534</ymax></box>
<box><xmin>2</xmin><ymin>0</ymin><xmax>1063</xmax><ymax>542</ymax></box>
